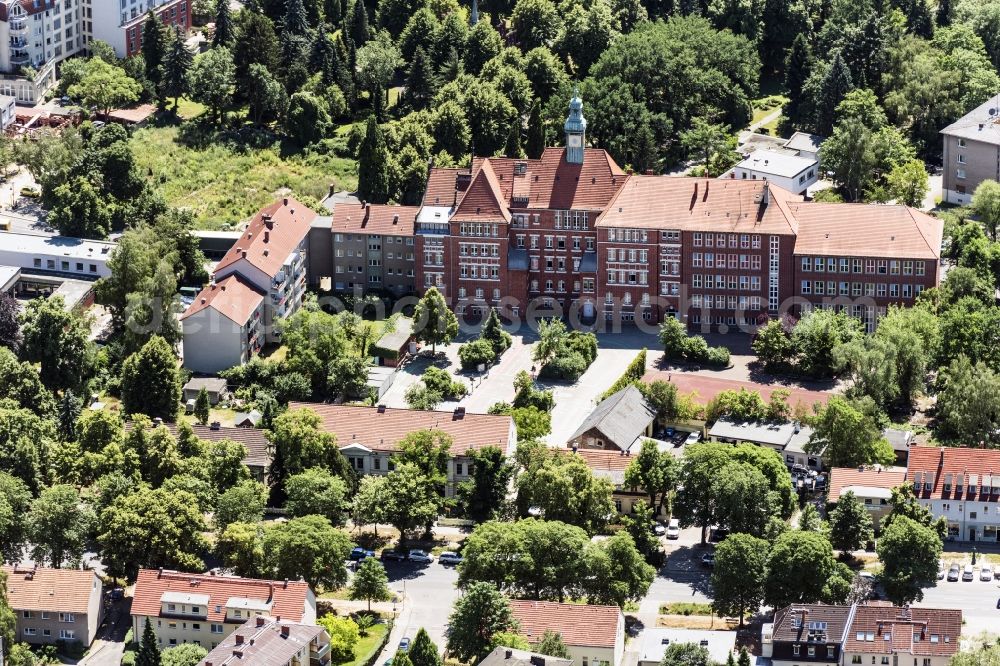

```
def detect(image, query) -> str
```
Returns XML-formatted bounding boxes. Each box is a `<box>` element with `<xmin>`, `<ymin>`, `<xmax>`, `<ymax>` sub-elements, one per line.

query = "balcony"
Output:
<box><xmin>9</xmin><ymin>20</ymin><xmax>27</xmax><ymax>32</ymax></box>
<box><xmin>10</xmin><ymin>52</ymin><xmax>30</xmax><ymax>66</ymax></box>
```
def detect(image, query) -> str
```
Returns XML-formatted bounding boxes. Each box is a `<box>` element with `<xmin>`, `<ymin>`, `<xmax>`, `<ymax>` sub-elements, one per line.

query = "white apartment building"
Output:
<box><xmin>907</xmin><ymin>445</ymin><xmax>1000</xmax><ymax>543</ymax></box>
<box><xmin>0</xmin><ymin>231</ymin><xmax>114</xmax><ymax>278</ymax></box>
<box><xmin>182</xmin><ymin>198</ymin><xmax>313</xmax><ymax>374</ymax></box>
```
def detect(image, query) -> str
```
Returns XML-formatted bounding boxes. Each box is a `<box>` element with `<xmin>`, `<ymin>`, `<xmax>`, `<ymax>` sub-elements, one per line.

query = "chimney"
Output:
<box><xmin>283</xmin><ymin>579</ymin><xmax>289</xmax><ymax>588</ymax></box>
<box><xmin>505</xmin><ymin>650</ymin><xmax>513</xmax><ymax>660</ymax></box>
<box><xmin>256</xmin><ymin>617</ymin><xmax>266</xmax><ymax>628</ymax></box>
<box><xmin>377</xmin><ymin>404</ymin><xmax>387</xmax><ymax>413</ymax></box>
<box><xmin>393</xmin><ymin>214</ymin><xmax>399</xmax><ymax>225</ymax></box>
<box><xmin>530</xmin><ymin>657</ymin><xmax>545</xmax><ymax>666</ymax></box>
<box><xmin>157</xmin><ymin>568</ymin><xmax>163</xmax><ymax>578</ymax></box>
<box><xmin>153</xmin><ymin>417</ymin><xmax>163</xmax><ymax>426</ymax></box>
<box><xmin>283</xmin><ymin>197</ymin><xmax>289</xmax><ymax>206</ymax></box>
<box><xmin>280</xmin><ymin>625</ymin><xmax>290</xmax><ymax>638</ymax></box>
<box><xmin>329</xmin><ymin>184</ymin><xmax>335</xmax><ymax>197</ymax></box>
<box><xmin>761</xmin><ymin>182</ymin><xmax>771</xmax><ymax>207</ymax></box>
<box><xmin>210</xmin><ymin>421</ymin><xmax>221</xmax><ymax>431</ymax></box>
<box><xmin>235</xmin><ymin>635</ymin><xmax>244</xmax><ymax>645</ymax></box>
<box><xmin>453</xmin><ymin>406</ymin><xmax>466</xmax><ymax>420</ymax></box>
<box><xmin>264</xmin><ymin>230</ymin><xmax>270</xmax><ymax>243</ymax></box>
<box><xmin>242</xmin><ymin>250</ymin><xmax>247</xmax><ymax>258</ymax></box>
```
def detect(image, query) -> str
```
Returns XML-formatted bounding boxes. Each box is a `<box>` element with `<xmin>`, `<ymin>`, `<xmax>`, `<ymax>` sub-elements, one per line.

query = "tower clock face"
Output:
<box><xmin>568</xmin><ymin>135</ymin><xmax>582</xmax><ymax>148</ymax></box>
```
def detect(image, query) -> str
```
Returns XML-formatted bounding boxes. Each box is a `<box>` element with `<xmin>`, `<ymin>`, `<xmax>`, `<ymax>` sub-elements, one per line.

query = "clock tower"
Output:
<box><xmin>564</xmin><ymin>87</ymin><xmax>586</xmax><ymax>164</ymax></box>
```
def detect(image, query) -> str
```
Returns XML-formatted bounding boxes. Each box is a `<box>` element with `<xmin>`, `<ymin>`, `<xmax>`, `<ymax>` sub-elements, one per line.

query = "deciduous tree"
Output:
<box><xmin>828</xmin><ymin>491</ymin><xmax>874</xmax><ymax>552</ymax></box>
<box><xmin>445</xmin><ymin>582</ymin><xmax>515</xmax><ymax>663</ymax></box>
<box><xmin>349</xmin><ymin>557</ymin><xmax>392</xmax><ymax>611</ymax></box>
<box><xmin>711</xmin><ymin>533</ymin><xmax>768</xmax><ymax>626</ymax></box>
<box><xmin>877</xmin><ymin>515</ymin><xmax>942</xmax><ymax>605</ymax></box>
<box><xmin>120</xmin><ymin>335</ymin><xmax>181</xmax><ymax>421</ymax></box>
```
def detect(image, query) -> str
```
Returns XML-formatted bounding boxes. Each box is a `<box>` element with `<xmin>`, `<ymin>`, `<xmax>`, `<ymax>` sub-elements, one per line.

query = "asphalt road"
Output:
<box><xmin>378</xmin><ymin>559</ymin><xmax>461</xmax><ymax>660</ymax></box>
<box><xmin>915</xmin><ymin>575</ymin><xmax>1000</xmax><ymax>635</ymax></box>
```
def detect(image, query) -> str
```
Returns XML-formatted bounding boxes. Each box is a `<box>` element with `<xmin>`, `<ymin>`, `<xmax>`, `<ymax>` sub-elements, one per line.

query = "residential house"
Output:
<box><xmin>90</xmin><ymin>0</ymin><xmax>190</xmax><ymax>58</ymax></box>
<box><xmin>841</xmin><ymin>604</ymin><xmax>961</xmax><ymax>666</ymax></box>
<box><xmin>197</xmin><ymin>616</ymin><xmax>331</xmax><ymax>666</ymax></box>
<box><xmin>571</xmin><ymin>447</ymin><xmax>672</xmax><ymax>519</ymax></box>
<box><xmin>568</xmin><ymin>385</ymin><xmax>656</xmax><ymax>452</ymax></box>
<box><xmin>182</xmin><ymin>198</ymin><xmax>314</xmax><ymax>373</ymax></box>
<box><xmin>288</xmin><ymin>402</ymin><xmax>516</xmax><ymax>497</ymax></box>
<box><xmin>183</xmin><ymin>378</ymin><xmax>229</xmax><ymax>405</ymax></box>
<box><xmin>125</xmin><ymin>420</ymin><xmax>271</xmax><ymax>483</ymax></box>
<box><xmin>509</xmin><ymin>600</ymin><xmax>625</xmax><ymax>666</ymax></box>
<box><xmin>708</xmin><ymin>416</ymin><xmax>820</xmax><ymax>470</ymax></box>
<box><xmin>2</xmin><ymin>564</ymin><xmax>104</xmax><ymax>646</ymax></box>
<box><xmin>765</xmin><ymin>604</ymin><xmax>855</xmax><ymax>666</ymax></box>
<box><xmin>940</xmin><ymin>96</ymin><xmax>1000</xmax><ymax>205</ymax></box>
<box><xmin>783</xmin><ymin>132</ymin><xmax>825</xmax><ymax>163</ymax></box>
<box><xmin>764</xmin><ymin>604</ymin><xmax>962</xmax><ymax>666</ymax></box>
<box><xmin>329</xmin><ymin>203</ymin><xmax>419</xmax><ymax>295</ymax></box>
<box><xmin>130</xmin><ymin>569</ymin><xmax>316</xmax><ymax>650</ymax></box>
<box><xmin>234</xmin><ymin>411</ymin><xmax>263</xmax><ymax>428</ymax></box>
<box><xmin>907</xmin><ymin>445</ymin><xmax>1000</xmax><ymax>542</ymax></box>
<box><xmin>479</xmin><ymin>647</ymin><xmax>573</xmax><ymax>666</ymax></box>
<box><xmin>725</xmin><ymin>149</ymin><xmax>818</xmax><ymax>195</ymax></box>
<box><xmin>636</xmin><ymin>629</ymin><xmax>736</xmax><ymax>666</ymax></box>
<box><xmin>827</xmin><ymin>468</ymin><xmax>905</xmax><ymax>532</ymax></box>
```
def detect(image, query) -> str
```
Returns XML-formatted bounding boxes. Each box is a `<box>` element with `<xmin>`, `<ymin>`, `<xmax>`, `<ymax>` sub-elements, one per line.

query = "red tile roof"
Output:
<box><xmin>906</xmin><ymin>445</ymin><xmax>1000</xmax><ymax>501</ymax></box>
<box><xmin>2</xmin><ymin>565</ymin><xmax>100</xmax><ymax>614</ymax></box>
<box><xmin>331</xmin><ymin>203</ymin><xmax>419</xmax><ymax>235</ymax></box>
<box><xmin>640</xmin><ymin>370</ymin><xmax>832</xmax><ymax>410</ymax></box>
<box><xmin>421</xmin><ymin>168</ymin><xmax>470</xmax><ymax>208</ymax></box>
<box><xmin>596</xmin><ymin>177</ymin><xmax>802</xmax><ymax>235</ymax></box>
<box><xmin>454</xmin><ymin>161</ymin><xmax>512</xmax><ymax>222</ymax></box>
<box><xmin>484</xmin><ymin>148</ymin><xmax>626</xmax><ymax>211</ymax></box>
<box><xmin>131</xmin><ymin>570</ymin><xmax>311</xmax><ymax>624</ymax></box>
<box><xmin>789</xmin><ymin>203</ymin><xmax>942</xmax><ymax>260</ymax></box>
<box><xmin>286</xmin><ymin>403</ymin><xmax>514</xmax><ymax>455</ymax></box>
<box><xmin>843</xmin><ymin>605</ymin><xmax>961</xmax><ymax>657</ymax></box>
<box><xmin>124</xmin><ymin>421</ymin><xmax>271</xmax><ymax>471</ymax></box>
<box><xmin>510</xmin><ymin>600</ymin><xmax>622</xmax><ymax>649</ymax></box>
<box><xmin>827</xmin><ymin>468</ymin><xmax>905</xmax><ymax>502</ymax></box>
<box><xmin>569</xmin><ymin>448</ymin><xmax>633</xmax><ymax>473</ymax></box>
<box><xmin>214</xmin><ymin>197</ymin><xmax>315</xmax><ymax>279</ymax></box>
<box><xmin>180</xmin><ymin>275</ymin><xmax>264</xmax><ymax>325</ymax></box>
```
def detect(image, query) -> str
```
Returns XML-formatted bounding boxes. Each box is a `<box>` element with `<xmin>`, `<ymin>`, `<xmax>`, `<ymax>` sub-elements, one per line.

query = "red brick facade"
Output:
<box><xmin>123</xmin><ymin>0</ymin><xmax>191</xmax><ymax>57</ymax></box>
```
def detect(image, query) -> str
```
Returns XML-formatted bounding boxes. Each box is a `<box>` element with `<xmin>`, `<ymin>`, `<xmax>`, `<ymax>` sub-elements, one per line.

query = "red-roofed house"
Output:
<box><xmin>841</xmin><ymin>605</ymin><xmax>961</xmax><ymax>666</ymax></box>
<box><xmin>906</xmin><ymin>445</ymin><xmax>1000</xmax><ymax>542</ymax></box>
<box><xmin>287</xmin><ymin>402</ymin><xmax>515</xmax><ymax>497</ymax></box>
<box><xmin>510</xmin><ymin>600</ymin><xmax>625</xmax><ymax>666</ymax></box>
<box><xmin>182</xmin><ymin>198</ymin><xmax>315</xmax><ymax>373</ymax></box>
<box><xmin>130</xmin><ymin>569</ymin><xmax>316</xmax><ymax>650</ymax></box>
<box><xmin>330</xmin><ymin>202</ymin><xmax>418</xmax><ymax>295</ymax></box>
<box><xmin>827</xmin><ymin>467</ymin><xmax>906</xmax><ymax>531</ymax></box>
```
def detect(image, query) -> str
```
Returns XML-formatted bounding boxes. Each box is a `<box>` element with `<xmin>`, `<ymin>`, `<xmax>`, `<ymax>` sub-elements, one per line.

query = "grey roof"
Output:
<box><xmin>374</xmin><ymin>317</ymin><xmax>414</xmax><ymax>352</ymax></box>
<box><xmin>736</xmin><ymin>149</ymin><xmax>816</xmax><ymax>178</ymax></box>
<box><xmin>637</xmin><ymin>629</ymin><xmax>737</xmax><ymax>665</ymax></box>
<box><xmin>508</xmin><ymin>248</ymin><xmax>529</xmax><ymax>271</ymax></box>
<box><xmin>784</xmin><ymin>424</ymin><xmax>817</xmax><ymax>454</ymax></box>
<box><xmin>311</xmin><ymin>215</ymin><xmax>333</xmax><ymax>229</ymax></box>
<box><xmin>569</xmin><ymin>385</ymin><xmax>656</xmax><ymax>451</ymax></box>
<box><xmin>739</xmin><ymin>132</ymin><xmax>788</xmax><ymax>153</ymax></box>
<box><xmin>0</xmin><ymin>265</ymin><xmax>19</xmax><ymax>291</ymax></box>
<box><xmin>940</xmin><ymin>96</ymin><xmax>1000</xmax><ymax>144</ymax></box>
<box><xmin>183</xmin><ymin>377</ymin><xmax>228</xmax><ymax>393</ymax></box>
<box><xmin>320</xmin><ymin>191</ymin><xmax>360</xmax><ymax>213</ymax></box>
<box><xmin>479</xmin><ymin>647</ymin><xmax>573</xmax><ymax>666</ymax></box>
<box><xmin>882</xmin><ymin>428</ymin><xmax>913</xmax><ymax>452</ymax></box>
<box><xmin>709</xmin><ymin>416</ymin><xmax>801</xmax><ymax>448</ymax></box>
<box><xmin>783</xmin><ymin>132</ymin><xmax>825</xmax><ymax>154</ymax></box>
<box><xmin>125</xmin><ymin>421</ymin><xmax>271</xmax><ymax>471</ymax></box>
<box><xmin>579</xmin><ymin>251</ymin><xmax>598</xmax><ymax>272</ymax></box>
<box><xmin>199</xmin><ymin>617</ymin><xmax>327</xmax><ymax>666</ymax></box>
<box><xmin>234</xmin><ymin>410</ymin><xmax>262</xmax><ymax>427</ymax></box>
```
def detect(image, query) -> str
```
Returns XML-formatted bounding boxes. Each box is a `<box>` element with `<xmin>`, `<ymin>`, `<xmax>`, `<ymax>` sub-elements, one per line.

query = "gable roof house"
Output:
<box><xmin>288</xmin><ymin>402</ymin><xmax>516</xmax><ymax>497</ymax></box>
<box><xmin>827</xmin><ymin>467</ymin><xmax>905</xmax><ymax>531</ymax></box>
<box><xmin>568</xmin><ymin>385</ymin><xmax>656</xmax><ymax>453</ymax></box>
<box><xmin>197</xmin><ymin>616</ymin><xmax>331</xmax><ymax>666</ymax></box>
<box><xmin>2</xmin><ymin>564</ymin><xmax>104</xmax><ymax>647</ymax></box>
<box><xmin>766</xmin><ymin>604</ymin><xmax>856</xmax><ymax>666</ymax></box>
<box><xmin>182</xmin><ymin>198</ymin><xmax>315</xmax><ymax>374</ymax></box>
<box><xmin>842</xmin><ymin>604</ymin><xmax>961</xmax><ymax>666</ymax></box>
<box><xmin>906</xmin><ymin>445</ymin><xmax>1000</xmax><ymax>542</ymax></box>
<box><xmin>510</xmin><ymin>600</ymin><xmax>625</xmax><ymax>666</ymax></box>
<box><xmin>708</xmin><ymin>416</ymin><xmax>820</xmax><ymax>469</ymax></box>
<box><xmin>131</xmin><ymin>569</ymin><xmax>316</xmax><ymax>650</ymax></box>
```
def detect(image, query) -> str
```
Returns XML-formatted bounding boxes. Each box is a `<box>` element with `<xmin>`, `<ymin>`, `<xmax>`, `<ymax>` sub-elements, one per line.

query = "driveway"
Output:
<box><xmin>375</xmin><ymin>560</ymin><xmax>461</xmax><ymax>661</ymax></box>
<box><xmin>80</xmin><ymin>597</ymin><xmax>130</xmax><ymax>666</ymax></box>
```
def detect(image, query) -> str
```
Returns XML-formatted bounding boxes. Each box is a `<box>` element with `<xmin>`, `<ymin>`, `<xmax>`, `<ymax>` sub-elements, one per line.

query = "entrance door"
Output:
<box><xmin>969</xmin><ymin>527</ymin><xmax>977</xmax><ymax>541</ymax></box>
<box><xmin>583</xmin><ymin>300</ymin><xmax>595</xmax><ymax>318</ymax></box>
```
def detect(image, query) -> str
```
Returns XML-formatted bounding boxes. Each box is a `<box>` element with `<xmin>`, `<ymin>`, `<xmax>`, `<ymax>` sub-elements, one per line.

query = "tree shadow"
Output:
<box><xmin>660</xmin><ymin>544</ymin><xmax>714</xmax><ymax>598</ymax></box>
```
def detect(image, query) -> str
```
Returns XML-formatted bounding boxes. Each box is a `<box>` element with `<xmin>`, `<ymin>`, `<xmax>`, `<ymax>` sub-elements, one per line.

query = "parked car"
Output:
<box><xmin>381</xmin><ymin>549</ymin><xmax>407</xmax><ymax>562</ymax></box>
<box><xmin>684</xmin><ymin>432</ymin><xmax>702</xmax><ymax>445</ymax></box>
<box><xmin>700</xmin><ymin>552</ymin><xmax>715</xmax><ymax>568</ymax></box>
<box><xmin>350</xmin><ymin>547</ymin><xmax>375</xmax><ymax>561</ymax></box>
<box><xmin>962</xmin><ymin>564</ymin><xmax>974</xmax><ymax>581</ymax></box>
<box><xmin>938</xmin><ymin>563</ymin><xmax>945</xmax><ymax>580</ymax></box>
<box><xmin>652</xmin><ymin>522</ymin><xmax>666</xmax><ymax>536</ymax></box>
<box><xmin>947</xmin><ymin>564</ymin><xmax>960</xmax><ymax>581</ymax></box>
<box><xmin>408</xmin><ymin>549</ymin><xmax>433</xmax><ymax>563</ymax></box>
<box><xmin>981</xmin><ymin>564</ymin><xmax>994</xmax><ymax>581</ymax></box>
<box><xmin>19</xmin><ymin>186</ymin><xmax>40</xmax><ymax>198</ymax></box>
<box><xmin>710</xmin><ymin>527</ymin><xmax>730</xmax><ymax>542</ymax></box>
<box><xmin>398</xmin><ymin>638</ymin><xmax>411</xmax><ymax>653</ymax></box>
<box><xmin>666</xmin><ymin>518</ymin><xmax>680</xmax><ymax>540</ymax></box>
<box><xmin>439</xmin><ymin>551</ymin><xmax>463</xmax><ymax>565</ymax></box>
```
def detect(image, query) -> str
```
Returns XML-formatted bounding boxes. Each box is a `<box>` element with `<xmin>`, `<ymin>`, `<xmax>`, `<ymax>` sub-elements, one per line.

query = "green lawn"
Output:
<box><xmin>338</xmin><ymin>623</ymin><xmax>389</xmax><ymax>666</ymax></box>
<box><xmin>751</xmin><ymin>94</ymin><xmax>789</xmax><ymax>135</ymax></box>
<box><xmin>167</xmin><ymin>97</ymin><xmax>207</xmax><ymax>120</ymax></box>
<box><xmin>130</xmin><ymin>124</ymin><xmax>357</xmax><ymax>229</ymax></box>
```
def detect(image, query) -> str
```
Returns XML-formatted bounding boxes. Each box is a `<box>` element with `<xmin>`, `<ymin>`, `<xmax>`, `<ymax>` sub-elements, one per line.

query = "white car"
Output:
<box><xmin>408</xmin><ymin>549</ymin><xmax>433</xmax><ymax>564</ymax></box>
<box><xmin>962</xmin><ymin>564</ymin><xmax>974</xmax><ymax>581</ymax></box>
<box><xmin>981</xmin><ymin>564</ymin><xmax>994</xmax><ymax>581</ymax></box>
<box><xmin>439</xmin><ymin>551</ymin><xmax>462</xmax><ymax>565</ymax></box>
<box><xmin>652</xmin><ymin>522</ymin><xmax>666</xmax><ymax>536</ymax></box>
<box><xmin>665</xmin><ymin>518</ymin><xmax>680</xmax><ymax>540</ymax></box>
<box><xmin>684</xmin><ymin>432</ymin><xmax>701</xmax><ymax>445</ymax></box>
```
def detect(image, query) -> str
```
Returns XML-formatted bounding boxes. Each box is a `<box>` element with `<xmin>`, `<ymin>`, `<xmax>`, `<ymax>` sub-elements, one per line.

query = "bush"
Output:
<box><xmin>422</xmin><ymin>366</ymin><xmax>467</xmax><ymax>399</ymax></box>
<box><xmin>566</xmin><ymin>331</ymin><xmax>598</xmax><ymax>365</ymax></box>
<box><xmin>540</xmin><ymin>350</ymin><xmax>588</xmax><ymax>380</ymax></box>
<box><xmin>706</xmin><ymin>346</ymin><xmax>730</xmax><ymax>367</ymax></box>
<box><xmin>458</xmin><ymin>339</ymin><xmax>496</xmax><ymax>371</ymax></box>
<box><xmin>602</xmin><ymin>348</ymin><xmax>647</xmax><ymax>400</ymax></box>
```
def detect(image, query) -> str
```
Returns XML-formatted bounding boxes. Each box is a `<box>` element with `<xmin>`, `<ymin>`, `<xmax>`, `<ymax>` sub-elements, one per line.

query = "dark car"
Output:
<box><xmin>350</xmin><ymin>547</ymin><xmax>375</xmax><ymax>561</ymax></box>
<box><xmin>381</xmin><ymin>549</ymin><xmax>407</xmax><ymax>562</ymax></box>
<box><xmin>710</xmin><ymin>527</ymin><xmax>730</xmax><ymax>542</ymax></box>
